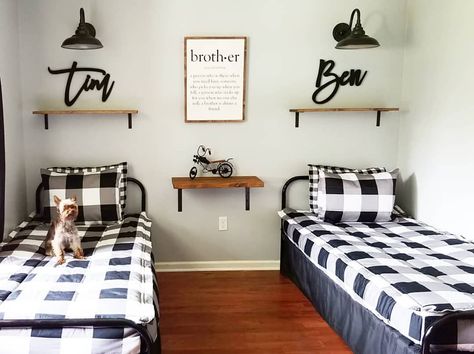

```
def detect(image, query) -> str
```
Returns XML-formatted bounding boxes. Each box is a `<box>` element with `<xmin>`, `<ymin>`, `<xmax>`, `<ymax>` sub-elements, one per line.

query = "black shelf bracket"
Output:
<box><xmin>376</xmin><ymin>110</ymin><xmax>382</xmax><ymax>127</ymax></box>
<box><xmin>40</xmin><ymin>113</ymin><xmax>135</xmax><ymax>130</ymax></box>
<box><xmin>245</xmin><ymin>187</ymin><xmax>250</xmax><ymax>210</ymax></box>
<box><xmin>177</xmin><ymin>189</ymin><xmax>182</xmax><ymax>212</ymax></box>
<box><xmin>176</xmin><ymin>187</ymin><xmax>253</xmax><ymax>212</ymax></box>
<box><xmin>292</xmin><ymin>109</ymin><xmax>395</xmax><ymax>128</ymax></box>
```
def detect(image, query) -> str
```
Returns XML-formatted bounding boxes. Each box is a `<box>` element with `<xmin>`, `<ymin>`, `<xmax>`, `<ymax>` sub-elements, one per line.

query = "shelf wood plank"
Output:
<box><xmin>172</xmin><ymin>176</ymin><xmax>264</xmax><ymax>190</ymax></box>
<box><xmin>289</xmin><ymin>107</ymin><xmax>399</xmax><ymax>113</ymax></box>
<box><xmin>33</xmin><ymin>109</ymin><xmax>138</xmax><ymax>115</ymax></box>
<box><xmin>288</xmin><ymin>107</ymin><xmax>399</xmax><ymax>128</ymax></box>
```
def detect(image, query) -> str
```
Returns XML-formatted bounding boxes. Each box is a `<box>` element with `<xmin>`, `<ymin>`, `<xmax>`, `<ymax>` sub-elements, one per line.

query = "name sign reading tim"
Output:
<box><xmin>48</xmin><ymin>61</ymin><xmax>115</xmax><ymax>107</ymax></box>
<box><xmin>185</xmin><ymin>37</ymin><xmax>247</xmax><ymax>122</ymax></box>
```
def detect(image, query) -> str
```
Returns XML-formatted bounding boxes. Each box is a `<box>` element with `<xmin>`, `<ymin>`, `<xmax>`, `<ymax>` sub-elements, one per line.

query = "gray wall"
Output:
<box><xmin>16</xmin><ymin>0</ymin><xmax>406</xmax><ymax>262</ymax></box>
<box><xmin>0</xmin><ymin>0</ymin><xmax>26</xmax><ymax>237</ymax></box>
<box><xmin>398</xmin><ymin>0</ymin><xmax>474</xmax><ymax>239</ymax></box>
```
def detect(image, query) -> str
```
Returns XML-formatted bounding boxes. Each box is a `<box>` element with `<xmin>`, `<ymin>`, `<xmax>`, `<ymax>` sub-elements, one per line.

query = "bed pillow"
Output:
<box><xmin>317</xmin><ymin>169</ymin><xmax>399</xmax><ymax>223</ymax></box>
<box><xmin>41</xmin><ymin>162</ymin><xmax>127</xmax><ymax>223</ymax></box>
<box><xmin>309</xmin><ymin>165</ymin><xmax>386</xmax><ymax>214</ymax></box>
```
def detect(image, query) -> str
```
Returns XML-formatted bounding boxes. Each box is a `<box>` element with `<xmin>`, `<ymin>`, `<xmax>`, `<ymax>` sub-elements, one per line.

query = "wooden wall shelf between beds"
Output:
<box><xmin>32</xmin><ymin>109</ymin><xmax>139</xmax><ymax>130</ymax></box>
<box><xmin>289</xmin><ymin>107</ymin><xmax>399</xmax><ymax>128</ymax></box>
<box><xmin>171</xmin><ymin>176</ymin><xmax>264</xmax><ymax>212</ymax></box>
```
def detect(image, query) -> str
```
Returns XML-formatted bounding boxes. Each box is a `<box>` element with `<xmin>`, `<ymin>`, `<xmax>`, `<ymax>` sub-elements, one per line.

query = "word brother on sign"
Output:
<box><xmin>48</xmin><ymin>61</ymin><xmax>115</xmax><ymax>107</ymax></box>
<box><xmin>190</xmin><ymin>49</ymin><xmax>241</xmax><ymax>63</ymax></box>
<box><xmin>312</xmin><ymin>59</ymin><xmax>367</xmax><ymax>104</ymax></box>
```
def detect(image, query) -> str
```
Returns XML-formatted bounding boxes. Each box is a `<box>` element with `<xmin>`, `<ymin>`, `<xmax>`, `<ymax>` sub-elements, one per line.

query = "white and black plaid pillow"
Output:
<box><xmin>41</xmin><ymin>162</ymin><xmax>127</xmax><ymax>223</ymax></box>
<box><xmin>317</xmin><ymin>169</ymin><xmax>399</xmax><ymax>223</ymax></box>
<box><xmin>47</xmin><ymin>162</ymin><xmax>127</xmax><ymax>218</ymax></box>
<box><xmin>308</xmin><ymin>165</ymin><xmax>386</xmax><ymax>214</ymax></box>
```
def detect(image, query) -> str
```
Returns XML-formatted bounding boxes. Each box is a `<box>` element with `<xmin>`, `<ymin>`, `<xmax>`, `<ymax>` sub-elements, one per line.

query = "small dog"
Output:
<box><xmin>45</xmin><ymin>195</ymin><xmax>84</xmax><ymax>265</ymax></box>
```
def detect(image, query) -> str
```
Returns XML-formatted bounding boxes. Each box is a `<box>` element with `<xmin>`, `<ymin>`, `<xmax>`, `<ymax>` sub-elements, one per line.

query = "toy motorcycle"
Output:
<box><xmin>189</xmin><ymin>145</ymin><xmax>233</xmax><ymax>179</ymax></box>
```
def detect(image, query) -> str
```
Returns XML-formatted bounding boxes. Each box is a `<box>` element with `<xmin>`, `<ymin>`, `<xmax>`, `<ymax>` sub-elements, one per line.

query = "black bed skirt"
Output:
<box><xmin>151</xmin><ymin>328</ymin><xmax>161</xmax><ymax>354</ymax></box>
<box><xmin>280</xmin><ymin>231</ymin><xmax>421</xmax><ymax>354</ymax></box>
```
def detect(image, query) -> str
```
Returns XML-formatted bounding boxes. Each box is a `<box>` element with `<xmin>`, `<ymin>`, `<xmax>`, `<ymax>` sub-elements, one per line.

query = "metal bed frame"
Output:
<box><xmin>0</xmin><ymin>177</ymin><xmax>161</xmax><ymax>354</ymax></box>
<box><xmin>281</xmin><ymin>175</ymin><xmax>471</xmax><ymax>354</ymax></box>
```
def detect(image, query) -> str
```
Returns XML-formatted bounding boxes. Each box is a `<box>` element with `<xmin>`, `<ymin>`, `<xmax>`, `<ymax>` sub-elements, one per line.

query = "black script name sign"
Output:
<box><xmin>48</xmin><ymin>61</ymin><xmax>115</xmax><ymax>107</ymax></box>
<box><xmin>312</xmin><ymin>59</ymin><xmax>367</xmax><ymax>104</ymax></box>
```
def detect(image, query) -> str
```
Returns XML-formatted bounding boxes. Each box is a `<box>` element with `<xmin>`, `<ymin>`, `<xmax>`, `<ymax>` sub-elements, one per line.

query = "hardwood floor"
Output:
<box><xmin>159</xmin><ymin>271</ymin><xmax>352</xmax><ymax>354</ymax></box>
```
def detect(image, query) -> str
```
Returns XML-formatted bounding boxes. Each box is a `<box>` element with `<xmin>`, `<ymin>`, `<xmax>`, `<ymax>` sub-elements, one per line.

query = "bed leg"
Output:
<box><xmin>279</xmin><ymin>230</ymin><xmax>289</xmax><ymax>277</ymax></box>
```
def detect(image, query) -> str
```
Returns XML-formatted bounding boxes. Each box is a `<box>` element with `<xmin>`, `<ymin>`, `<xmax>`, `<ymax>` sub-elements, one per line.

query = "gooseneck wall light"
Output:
<box><xmin>332</xmin><ymin>8</ymin><xmax>379</xmax><ymax>49</ymax></box>
<box><xmin>61</xmin><ymin>8</ymin><xmax>103</xmax><ymax>50</ymax></box>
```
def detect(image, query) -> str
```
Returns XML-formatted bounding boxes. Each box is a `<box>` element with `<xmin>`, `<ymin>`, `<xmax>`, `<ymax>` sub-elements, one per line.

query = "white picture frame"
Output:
<box><xmin>184</xmin><ymin>36</ymin><xmax>247</xmax><ymax>122</ymax></box>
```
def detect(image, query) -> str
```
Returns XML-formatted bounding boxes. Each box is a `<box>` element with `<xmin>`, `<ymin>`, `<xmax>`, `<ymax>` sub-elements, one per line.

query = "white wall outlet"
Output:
<box><xmin>218</xmin><ymin>216</ymin><xmax>228</xmax><ymax>231</ymax></box>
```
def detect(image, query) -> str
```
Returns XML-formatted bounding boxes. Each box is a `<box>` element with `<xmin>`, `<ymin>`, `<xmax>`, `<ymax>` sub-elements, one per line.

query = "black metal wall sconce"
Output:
<box><xmin>61</xmin><ymin>8</ymin><xmax>103</xmax><ymax>50</ymax></box>
<box><xmin>332</xmin><ymin>8</ymin><xmax>379</xmax><ymax>49</ymax></box>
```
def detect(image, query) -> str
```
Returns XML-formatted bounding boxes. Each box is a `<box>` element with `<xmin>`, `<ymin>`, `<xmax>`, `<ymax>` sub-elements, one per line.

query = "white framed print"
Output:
<box><xmin>184</xmin><ymin>36</ymin><xmax>247</xmax><ymax>122</ymax></box>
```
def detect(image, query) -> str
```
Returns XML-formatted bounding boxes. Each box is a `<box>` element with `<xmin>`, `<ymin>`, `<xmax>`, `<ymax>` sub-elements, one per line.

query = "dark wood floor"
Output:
<box><xmin>159</xmin><ymin>270</ymin><xmax>352</xmax><ymax>354</ymax></box>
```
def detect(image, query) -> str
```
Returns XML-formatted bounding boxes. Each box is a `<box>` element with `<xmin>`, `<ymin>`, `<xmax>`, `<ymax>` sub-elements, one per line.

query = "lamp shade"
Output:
<box><xmin>335</xmin><ymin>34</ymin><xmax>380</xmax><ymax>49</ymax></box>
<box><xmin>334</xmin><ymin>9</ymin><xmax>379</xmax><ymax>49</ymax></box>
<box><xmin>61</xmin><ymin>8</ymin><xmax>103</xmax><ymax>50</ymax></box>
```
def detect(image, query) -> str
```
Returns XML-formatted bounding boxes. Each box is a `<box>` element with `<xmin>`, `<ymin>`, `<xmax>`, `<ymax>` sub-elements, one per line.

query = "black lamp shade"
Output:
<box><xmin>334</xmin><ymin>9</ymin><xmax>379</xmax><ymax>49</ymax></box>
<box><xmin>335</xmin><ymin>34</ymin><xmax>380</xmax><ymax>49</ymax></box>
<box><xmin>61</xmin><ymin>33</ymin><xmax>103</xmax><ymax>50</ymax></box>
<box><xmin>61</xmin><ymin>8</ymin><xmax>103</xmax><ymax>50</ymax></box>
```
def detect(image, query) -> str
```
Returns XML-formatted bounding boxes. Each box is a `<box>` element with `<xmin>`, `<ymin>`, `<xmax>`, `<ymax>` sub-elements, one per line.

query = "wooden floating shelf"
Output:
<box><xmin>289</xmin><ymin>107</ymin><xmax>399</xmax><ymax>128</ymax></box>
<box><xmin>32</xmin><ymin>109</ymin><xmax>139</xmax><ymax>130</ymax></box>
<box><xmin>171</xmin><ymin>176</ymin><xmax>264</xmax><ymax>212</ymax></box>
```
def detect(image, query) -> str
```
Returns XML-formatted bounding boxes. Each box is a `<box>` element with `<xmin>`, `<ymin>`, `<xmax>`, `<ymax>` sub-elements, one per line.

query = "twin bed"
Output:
<box><xmin>0</xmin><ymin>165</ymin><xmax>160</xmax><ymax>354</ymax></box>
<box><xmin>280</xmin><ymin>174</ymin><xmax>474</xmax><ymax>354</ymax></box>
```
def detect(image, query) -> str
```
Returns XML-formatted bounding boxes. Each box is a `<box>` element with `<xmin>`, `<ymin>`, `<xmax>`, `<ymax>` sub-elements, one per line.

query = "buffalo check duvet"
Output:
<box><xmin>0</xmin><ymin>212</ymin><xmax>157</xmax><ymax>354</ymax></box>
<box><xmin>279</xmin><ymin>208</ymin><xmax>474</xmax><ymax>351</ymax></box>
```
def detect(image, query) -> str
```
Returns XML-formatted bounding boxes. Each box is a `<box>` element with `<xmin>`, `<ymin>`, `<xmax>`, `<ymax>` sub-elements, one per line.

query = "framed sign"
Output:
<box><xmin>185</xmin><ymin>36</ymin><xmax>247</xmax><ymax>122</ymax></box>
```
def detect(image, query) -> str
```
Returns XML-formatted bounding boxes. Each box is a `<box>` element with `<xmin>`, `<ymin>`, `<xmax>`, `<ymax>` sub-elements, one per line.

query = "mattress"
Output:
<box><xmin>0</xmin><ymin>212</ymin><xmax>158</xmax><ymax>354</ymax></box>
<box><xmin>279</xmin><ymin>208</ymin><xmax>474</xmax><ymax>351</ymax></box>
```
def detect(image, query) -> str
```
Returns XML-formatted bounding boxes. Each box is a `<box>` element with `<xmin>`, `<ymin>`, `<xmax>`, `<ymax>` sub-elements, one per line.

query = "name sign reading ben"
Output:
<box><xmin>312</xmin><ymin>59</ymin><xmax>367</xmax><ymax>104</ymax></box>
<box><xmin>185</xmin><ymin>37</ymin><xmax>247</xmax><ymax>122</ymax></box>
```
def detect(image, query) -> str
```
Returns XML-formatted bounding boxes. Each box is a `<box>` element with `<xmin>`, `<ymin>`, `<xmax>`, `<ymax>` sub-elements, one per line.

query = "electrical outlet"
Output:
<box><xmin>218</xmin><ymin>216</ymin><xmax>228</xmax><ymax>231</ymax></box>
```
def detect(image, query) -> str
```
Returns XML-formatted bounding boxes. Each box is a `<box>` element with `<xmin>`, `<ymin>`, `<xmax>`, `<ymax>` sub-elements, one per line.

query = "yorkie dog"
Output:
<box><xmin>45</xmin><ymin>195</ymin><xmax>84</xmax><ymax>265</ymax></box>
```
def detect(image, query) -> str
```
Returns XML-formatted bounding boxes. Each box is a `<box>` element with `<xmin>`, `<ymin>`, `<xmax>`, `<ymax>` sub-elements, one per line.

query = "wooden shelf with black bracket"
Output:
<box><xmin>171</xmin><ymin>176</ymin><xmax>264</xmax><ymax>212</ymax></box>
<box><xmin>289</xmin><ymin>107</ymin><xmax>399</xmax><ymax>128</ymax></box>
<box><xmin>32</xmin><ymin>109</ymin><xmax>139</xmax><ymax>130</ymax></box>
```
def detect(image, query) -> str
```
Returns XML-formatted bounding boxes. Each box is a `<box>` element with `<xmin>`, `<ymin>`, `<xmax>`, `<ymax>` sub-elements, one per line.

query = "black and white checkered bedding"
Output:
<box><xmin>47</xmin><ymin>162</ymin><xmax>128</xmax><ymax>219</ymax></box>
<box><xmin>309</xmin><ymin>165</ymin><xmax>386</xmax><ymax>214</ymax></box>
<box><xmin>317</xmin><ymin>169</ymin><xmax>398</xmax><ymax>223</ymax></box>
<box><xmin>279</xmin><ymin>208</ymin><xmax>474</xmax><ymax>350</ymax></box>
<box><xmin>42</xmin><ymin>162</ymin><xmax>128</xmax><ymax>224</ymax></box>
<box><xmin>0</xmin><ymin>212</ymin><xmax>157</xmax><ymax>354</ymax></box>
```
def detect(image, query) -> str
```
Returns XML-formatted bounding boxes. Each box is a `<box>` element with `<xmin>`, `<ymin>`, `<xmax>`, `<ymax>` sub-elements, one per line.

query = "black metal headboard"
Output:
<box><xmin>281</xmin><ymin>175</ymin><xmax>309</xmax><ymax>209</ymax></box>
<box><xmin>36</xmin><ymin>177</ymin><xmax>147</xmax><ymax>214</ymax></box>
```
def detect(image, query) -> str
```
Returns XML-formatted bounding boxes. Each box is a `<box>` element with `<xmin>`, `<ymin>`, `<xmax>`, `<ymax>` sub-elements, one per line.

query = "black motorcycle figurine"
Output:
<box><xmin>189</xmin><ymin>145</ymin><xmax>234</xmax><ymax>179</ymax></box>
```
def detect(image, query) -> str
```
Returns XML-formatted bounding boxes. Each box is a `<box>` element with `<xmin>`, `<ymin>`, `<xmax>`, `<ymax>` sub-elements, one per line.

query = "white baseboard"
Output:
<box><xmin>155</xmin><ymin>260</ymin><xmax>280</xmax><ymax>272</ymax></box>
